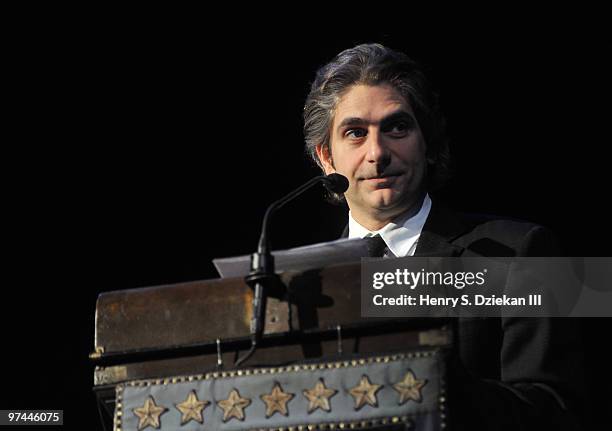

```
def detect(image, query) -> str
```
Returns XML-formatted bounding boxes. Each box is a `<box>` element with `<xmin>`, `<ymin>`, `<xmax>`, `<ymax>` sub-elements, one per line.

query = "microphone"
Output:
<box><xmin>322</xmin><ymin>173</ymin><xmax>350</xmax><ymax>194</ymax></box>
<box><xmin>255</xmin><ymin>173</ymin><xmax>348</xmax><ymax>254</ymax></box>
<box><xmin>235</xmin><ymin>173</ymin><xmax>348</xmax><ymax>366</ymax></box>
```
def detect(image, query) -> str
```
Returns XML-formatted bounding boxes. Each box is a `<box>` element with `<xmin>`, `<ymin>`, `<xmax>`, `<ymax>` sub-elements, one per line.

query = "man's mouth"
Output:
<box><xmin>361</xmin><ymin>173</ymin><xmax>402</xmax><ymax>181</ymax></box>
<box><xmin>361</xmin><ymin>173</ymin><xmax>403</xmax><ymax>187</ymax></box>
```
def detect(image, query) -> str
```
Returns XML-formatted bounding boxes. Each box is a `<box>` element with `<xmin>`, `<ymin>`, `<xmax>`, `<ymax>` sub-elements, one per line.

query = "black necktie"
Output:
<box><xmin>366</xmin><ymin>234</ymin><xmax>395</xmax><ymax>258</ymax></box>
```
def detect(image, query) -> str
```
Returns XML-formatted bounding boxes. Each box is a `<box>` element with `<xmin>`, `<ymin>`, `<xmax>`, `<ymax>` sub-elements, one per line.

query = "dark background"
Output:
<box><xmin>3</xmin><ymin>11</ymin><xmax>611</xmax><ymax>430</ymax></box>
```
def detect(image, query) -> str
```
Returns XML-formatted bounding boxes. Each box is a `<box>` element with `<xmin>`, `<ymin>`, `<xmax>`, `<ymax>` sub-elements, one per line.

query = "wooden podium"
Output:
<box><xmin>91</xmin><ymin>262</ymin><xmax>452</xmax><ymax>430</ymax></box>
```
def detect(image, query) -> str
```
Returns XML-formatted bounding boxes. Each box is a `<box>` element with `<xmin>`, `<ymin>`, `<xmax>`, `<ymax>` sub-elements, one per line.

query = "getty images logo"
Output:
<box><xmin>372</xmin><ymin>268</ymin><xmax>488</xmax><ymax>290</ymax></box>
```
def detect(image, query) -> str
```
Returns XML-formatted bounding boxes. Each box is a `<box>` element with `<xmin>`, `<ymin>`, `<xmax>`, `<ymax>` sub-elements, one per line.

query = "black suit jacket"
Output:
<box><xmin>342</xmin><ymin>199</ymin><xmax>585</xmax><ymax>430</ymax></box>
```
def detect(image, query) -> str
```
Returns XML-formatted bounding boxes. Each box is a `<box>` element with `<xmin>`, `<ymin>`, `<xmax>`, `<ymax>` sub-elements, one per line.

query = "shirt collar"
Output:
<box><xmin>348</xmin><ymin>194</ymin><xmax>432</xmax><ymax>257</ymax></box>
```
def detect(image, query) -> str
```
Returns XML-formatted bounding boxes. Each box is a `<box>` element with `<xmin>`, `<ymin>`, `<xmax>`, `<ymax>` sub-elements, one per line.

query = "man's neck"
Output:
<box><xmin>350</xmin><ymin>193</ymin><xmax>427</xmax><ymax>232</ymax></box>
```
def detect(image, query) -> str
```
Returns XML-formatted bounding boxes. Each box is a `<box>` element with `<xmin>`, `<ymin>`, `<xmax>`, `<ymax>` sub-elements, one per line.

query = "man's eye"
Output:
<box><xmin>394</xmin><ymin>121</ymin><xmax>408</xmax><ymax>131</ymax></box>
<box><xmin>385</xmin><ymin>121</ymin><xmax>412</xmax><ymax>136</ymax></box>
<box><xmin>345</xmin><ymin>128</ymin><xmax>367</xmax><ymax>138</ymax></box>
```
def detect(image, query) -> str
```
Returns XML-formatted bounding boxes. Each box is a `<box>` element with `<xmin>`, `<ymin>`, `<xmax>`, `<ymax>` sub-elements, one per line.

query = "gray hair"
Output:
<box><xmin>303</xmin><ymin>43</ymin><xmax>451</xmax><ymax>196</ymax></box>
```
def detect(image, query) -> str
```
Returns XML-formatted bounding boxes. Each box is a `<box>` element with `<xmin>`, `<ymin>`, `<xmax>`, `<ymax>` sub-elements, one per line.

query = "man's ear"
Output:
<box><xmin>315</xmin><ymin>143</ymin><xmax>335</xmax><ymax>175</ymax></box>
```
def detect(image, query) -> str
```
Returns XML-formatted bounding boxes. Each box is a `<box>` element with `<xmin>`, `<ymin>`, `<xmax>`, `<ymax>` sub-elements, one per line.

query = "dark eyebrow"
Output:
<box><xmin>380</xmin><ymin>111</ymin><xmax>416</xmax><ymax>130</ymax></box>
<box><xmin>336</xmin><ymin>110</ymin><xmax>416</xmax><ymax>133</ymax></box>
<box><xmin>336</xmin><ymin>117</ymin><xmax>369</xmax><ymax>131</ymax></box>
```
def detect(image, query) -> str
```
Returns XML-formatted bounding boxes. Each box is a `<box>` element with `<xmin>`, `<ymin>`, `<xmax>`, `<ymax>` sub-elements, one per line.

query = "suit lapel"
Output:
<box><xmin>340</xmin><ymin>224</ymin><xmax>349</xmax><ymax>239</ymax></box>
<box><xmin>339</xmin><ymin>199</ymin><xmax>470</xmax><ymax>257</ymax></box>
<box><xmin>414</xmin><ymin>199</ymin><xmax>471</xmax><ymax>257</ymax></box>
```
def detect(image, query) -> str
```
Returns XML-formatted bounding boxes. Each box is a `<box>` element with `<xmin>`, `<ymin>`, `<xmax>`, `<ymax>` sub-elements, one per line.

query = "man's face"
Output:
<box><xmin>316</xmin><ymin>84</ymin><xmax>427</xmax><ymax>224</ymax></box>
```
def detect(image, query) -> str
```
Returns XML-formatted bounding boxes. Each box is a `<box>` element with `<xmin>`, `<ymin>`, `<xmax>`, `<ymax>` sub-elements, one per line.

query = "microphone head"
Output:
<box><xmin>323</xmin><ymin>173</ymin><xmax>349</xmax><ymax>193</ymax></box>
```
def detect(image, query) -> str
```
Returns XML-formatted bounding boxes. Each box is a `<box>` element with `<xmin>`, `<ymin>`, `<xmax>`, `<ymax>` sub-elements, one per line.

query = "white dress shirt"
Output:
<box><xmin>348</xmin><ymin>194</ymin><xmax>432</xmax><ymax>257</ymax></box>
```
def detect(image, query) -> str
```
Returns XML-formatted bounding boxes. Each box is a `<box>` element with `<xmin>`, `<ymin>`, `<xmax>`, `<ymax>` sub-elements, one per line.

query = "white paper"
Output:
<box><xmin>213</xmin><ymin>238</ymin><xmax>368</xmax><ymax>278</ymax></box>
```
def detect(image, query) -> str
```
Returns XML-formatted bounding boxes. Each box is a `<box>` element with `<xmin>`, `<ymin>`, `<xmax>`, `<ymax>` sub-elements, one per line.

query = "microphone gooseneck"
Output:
<box><xmin>235</xmin><ymin>173</ymin><xmax>348</xmax><ymax>367</ymax></box>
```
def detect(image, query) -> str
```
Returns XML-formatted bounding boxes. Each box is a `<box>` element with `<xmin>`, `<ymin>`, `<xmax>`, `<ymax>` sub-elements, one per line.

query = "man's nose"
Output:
<box><xmin>366</xmin><ymin>131</ymin><xmax>391</xmax><ymax>166</ymax></box>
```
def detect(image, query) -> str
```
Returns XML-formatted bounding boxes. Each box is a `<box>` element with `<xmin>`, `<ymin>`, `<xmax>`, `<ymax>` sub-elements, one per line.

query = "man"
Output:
<box><xmin>303</xmin><ymin>44</ymin><xmax>585</xmax><ymax>430</ymax></box>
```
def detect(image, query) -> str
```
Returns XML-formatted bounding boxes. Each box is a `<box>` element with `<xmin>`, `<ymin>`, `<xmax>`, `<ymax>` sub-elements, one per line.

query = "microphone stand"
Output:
<box><xmin>235</xmin><ymin>175</ymin><xmax>347</xmax><ymax>367</ymax></box>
